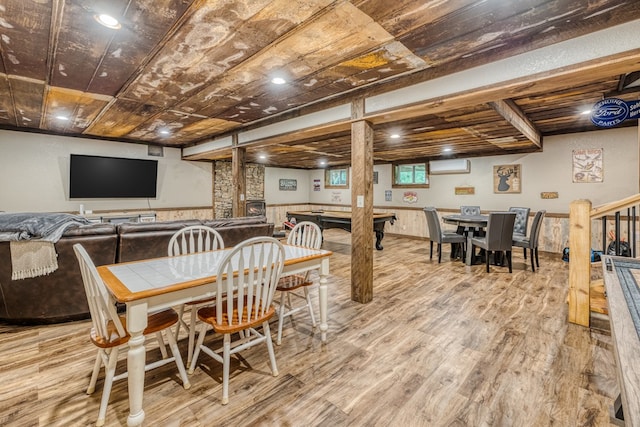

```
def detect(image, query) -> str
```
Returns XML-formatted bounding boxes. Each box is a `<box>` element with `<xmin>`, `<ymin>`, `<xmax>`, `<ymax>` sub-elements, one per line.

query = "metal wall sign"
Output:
<box><xmin>591</xmin><ymin>97</ymin><xmax>640</xmax><ymax>128</ymax></box>
<box><xmin>279</xmin><ymin>178</ymin><xmax>297</xmax><ymax>191</ymax></box>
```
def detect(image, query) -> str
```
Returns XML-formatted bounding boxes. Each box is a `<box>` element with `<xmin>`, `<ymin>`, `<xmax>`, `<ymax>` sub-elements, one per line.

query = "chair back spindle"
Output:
<box><xmin>74</xmin><ymin>244</ymin><xmax>126</xmax><ymax>341</ymax></box>
<box><xmin>287</xmin><ymin>221</ymin><xmax>322</xmax><ymax>249</ymax></box>
<box><xmin>168</xmin><ymin>225</ymin><xmax>224</xmax><ymax>256</ymax></box>
<box><xmin>216</xmin><ymin>237</ymin><xmax>285</xmax><ymax>328</ymax></box>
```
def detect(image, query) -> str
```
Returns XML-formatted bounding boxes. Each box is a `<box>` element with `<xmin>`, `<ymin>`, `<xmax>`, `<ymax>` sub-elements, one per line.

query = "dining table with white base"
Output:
<box><xmin>97</xmin><ymin>244</ymin><xmax>332</xmax><ymax>427</ymax></box>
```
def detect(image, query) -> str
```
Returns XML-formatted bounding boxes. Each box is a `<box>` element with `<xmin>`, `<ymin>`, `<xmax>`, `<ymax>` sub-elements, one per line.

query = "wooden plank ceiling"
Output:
<box><xmin>1</xmin><ymin>0</ymin><xmax>640</xmax><ymax>168</ymax></box>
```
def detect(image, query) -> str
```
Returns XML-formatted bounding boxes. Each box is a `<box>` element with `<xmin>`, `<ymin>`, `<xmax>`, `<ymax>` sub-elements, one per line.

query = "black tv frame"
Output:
<box><xmin>69</xmin><ymin>154</ymin><xmax>158</xmax><ymax>199</ymax></box>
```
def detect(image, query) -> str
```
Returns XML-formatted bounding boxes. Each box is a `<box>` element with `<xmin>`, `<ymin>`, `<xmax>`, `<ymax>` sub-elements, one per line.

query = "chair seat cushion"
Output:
<box><xmin>277</xmin><ymin>274</ymin><xmax>313</xmax><ymax>291</ymax></box>
<box><xmin>512</xmin><ymin>237</ymin><xmax>531</xmax><ymax>247</ymax></box>
<box><xmin>470</xmin><ymin>236</ymin><xmax>486</xmax><ymax>247</ymax></box>
<box><xmin>90</xmin><ymin>308</ymin><xmax>179</xmax><ymax>348</ymax></box>
<box><xmin>185</xmin><ymin>296</ymin><xmax>216</xmax><ymax>306</ymax></box>
<box><xmin>441</xmin><ymin>232</ymin><xmax>466</xmax><ymax>244</ymax></box>
<box><xmin>198</xmin><ymin>302</ymin><xmax>276</xmax><ymax>334</ymax></box>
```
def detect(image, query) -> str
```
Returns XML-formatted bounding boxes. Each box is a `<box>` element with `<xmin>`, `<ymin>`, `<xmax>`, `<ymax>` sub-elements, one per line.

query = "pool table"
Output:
<box><xmin>286</xmin><ymin>210</ymin><xmax>396</xmax><ymax>250</ymax></box>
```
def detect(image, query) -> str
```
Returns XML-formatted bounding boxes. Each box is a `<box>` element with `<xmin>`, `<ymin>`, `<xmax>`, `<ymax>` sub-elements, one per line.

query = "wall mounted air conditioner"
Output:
<box><xmin>429</xmin><ymin>159</ymin><xmax>470</xmax><ymax>174</ymax></box>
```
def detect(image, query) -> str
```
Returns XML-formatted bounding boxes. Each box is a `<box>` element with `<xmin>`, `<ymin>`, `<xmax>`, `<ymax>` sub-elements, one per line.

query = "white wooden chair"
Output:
<box><xmin>73</xmin><ymin>244</ymin><xmax>190</xmax><ymax>427</ymax></box>
<box><xmin>168</xmin><ymin>225</ymin><xmax>224</xmax><ymax>366</ymax></box>
<box><xmin>275</xmin><ymin>221</ymin><xmax>322</xmax><ymax>345</ymax></box>
<box><xmin>188</xmin><ymin>236</ymin><xmax>285</xmax><ymax>405</ymax></box>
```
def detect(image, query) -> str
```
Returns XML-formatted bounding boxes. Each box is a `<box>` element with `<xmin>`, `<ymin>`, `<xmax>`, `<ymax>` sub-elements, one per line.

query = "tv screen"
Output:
<box><xmin>69</xmin><ymin>154</ymin><xmax>158</xmax><ymax>198</ymax></box>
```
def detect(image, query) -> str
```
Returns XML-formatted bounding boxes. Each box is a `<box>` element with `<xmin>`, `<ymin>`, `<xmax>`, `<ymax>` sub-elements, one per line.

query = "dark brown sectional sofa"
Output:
<box><xmin>0</xmin><ymin>216</ymin><xmax>274</xmax><ymax>324</ymax></box>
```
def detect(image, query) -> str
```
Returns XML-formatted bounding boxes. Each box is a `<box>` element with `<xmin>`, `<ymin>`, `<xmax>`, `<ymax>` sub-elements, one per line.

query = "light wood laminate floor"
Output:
<box><xmin>0</xmin><ymin>230</ymin><xmax>618</xmax><ymax>426</ymax></box>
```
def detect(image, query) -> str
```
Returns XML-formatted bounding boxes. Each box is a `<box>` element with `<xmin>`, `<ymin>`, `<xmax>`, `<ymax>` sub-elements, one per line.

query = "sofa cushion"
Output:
<box><xmin>116</xmin><ymin>219</ymin><xmax>202</xmax><ymax>234</ymax></box>
<box><xmin>116</xmin><ymin>220</ymin><xmax>202</xmax><ymax>263</ymax></box>
<box><xmin>62</xmin><ymin>223</ymin><xmax>116</xmax><ymax>237</ymax></box>
<box><xmin>202</xmin><ymin>215</ymin><xmax>267</xmax><ymax>228</ymax></box>
<box><xmin>0</xmin><ymin>226</ymin><xmax>117</xmax><ymax>324</ymax></box>
<box><xmin>216</xmin><ymin>223</ymin><xmax>275</xmax><ymax>247</ymax></box>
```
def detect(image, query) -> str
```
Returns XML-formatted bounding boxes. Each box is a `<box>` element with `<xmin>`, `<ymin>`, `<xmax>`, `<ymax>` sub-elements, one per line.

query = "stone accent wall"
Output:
<box><xmin>214</xmin><ymin>161</ymin><xmax>264</xmax><ymax>218</ymax></box>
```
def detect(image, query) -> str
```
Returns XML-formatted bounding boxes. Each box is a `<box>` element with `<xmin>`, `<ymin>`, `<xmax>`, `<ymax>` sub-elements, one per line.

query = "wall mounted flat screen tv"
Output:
<box><xmin>70</xmin><ymin>154</ymin><xmax>158</xmax><ymax>198</ymax></box>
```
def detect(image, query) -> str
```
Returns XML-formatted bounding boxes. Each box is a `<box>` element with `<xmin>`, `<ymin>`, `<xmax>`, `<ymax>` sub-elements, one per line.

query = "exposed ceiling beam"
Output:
<box><xmin>488</xmin><ymin>99</ymin><xmax>541</xmax><ymax>148</ymax></box>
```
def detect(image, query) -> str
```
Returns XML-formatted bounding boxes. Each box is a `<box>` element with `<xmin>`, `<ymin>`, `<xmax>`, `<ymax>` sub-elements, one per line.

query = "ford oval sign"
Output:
<box><xmin>590</xmin><ymin>98</ymin><xmax>629</xmax><ymax>128</ymax></box>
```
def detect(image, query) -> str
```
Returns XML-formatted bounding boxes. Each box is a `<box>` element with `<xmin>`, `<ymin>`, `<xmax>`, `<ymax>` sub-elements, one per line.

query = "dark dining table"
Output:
<box><xmin>441</xmin><ymin>214</ymin><xmax>489</xmax><ymax>265</ymax></box>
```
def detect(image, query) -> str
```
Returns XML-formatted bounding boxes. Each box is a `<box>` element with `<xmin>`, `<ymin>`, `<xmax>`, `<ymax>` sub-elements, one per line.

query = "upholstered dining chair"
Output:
<box><xmin>513</xmin><ymin>210</ymin><xmax>546</xmax><ymax>272</ymax></box>
<box><xmin>73</xmin><ymin>244</ymin><xmax>190</xmax><ymax>427</ymax></box>
<box><xmin>460</xmin><ymin>205</ymin><xmax>481</xmax><ymax>216</ymax></box>
<box><xmin>469</xmin><ymin>212</ymin><xmax>517</xmax><ymax>273</ymax></box>
<box><xmin>168</xmin><ymin>225</ymin><xmax>224</xmax><ymax>366</ymax></box>
<box><xmin>509</xmin><ymin>206</ymin><xmax>531</xmax><ymax>238</ymax></box>
<box><xmin>459</xmin><ymin>205</ymin><xmax>482</xmax><ymax>235</ymax></box>
<box><xmin>275</xmin><ymin>221</ymin><xmax>322</xmax><ymax>345</ymax></box>
<box><xmin>424</xmin><ymin>207</ymin><xmax>466</xmax><ymax>263</ymax></box>
<box><xmin>189</xmin><ymin>236</ymin><xmax>285</xmax><ymax>405</ymax></box>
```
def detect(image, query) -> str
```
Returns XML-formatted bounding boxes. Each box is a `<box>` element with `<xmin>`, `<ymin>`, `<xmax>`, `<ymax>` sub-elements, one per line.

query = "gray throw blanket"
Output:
<box><xmin>0</xmin><ymin>213</ymin><xmax>91</xmax><ymax>280</ymax></box>
<box><xmin>0</xmin><ymin>212</ymin><xmax>91</xmax><ymax>242</ymax></box>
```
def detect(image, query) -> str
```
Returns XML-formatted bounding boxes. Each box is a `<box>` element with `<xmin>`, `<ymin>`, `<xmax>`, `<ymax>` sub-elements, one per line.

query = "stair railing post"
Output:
<box><xmin>569</xmin><ymin>199</ymin><xmax>592</xmax><ymax>327</ymax></box>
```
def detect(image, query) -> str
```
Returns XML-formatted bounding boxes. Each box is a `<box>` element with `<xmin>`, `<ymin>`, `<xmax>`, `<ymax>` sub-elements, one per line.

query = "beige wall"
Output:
<box><xmin>265</xmin><ymin>127</ymin><xmax>639</xmax><ymax>253</ymax></box>
<box><xmin>265</xmin><ymin>167</ymin><xmax>310</xmax><ymax>205</ymax></box>
<box><xmin>303</xmin><ymin>127</ymin><xmax>638</xmax><ymax>212</ymax></box>
<box><xmin>0</xmin><ymin>129</ymin><xmax>212</xmax><ymax>213</ymax></box>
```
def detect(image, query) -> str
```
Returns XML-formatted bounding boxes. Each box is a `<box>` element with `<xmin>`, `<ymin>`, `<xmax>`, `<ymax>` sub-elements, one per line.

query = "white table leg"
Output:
<box><xmin>126</xmin><ymin>302</ymin><xmax>148</xmax><ymax>427</ymax></box>
<box><xmin>318</xmin><ymin>258</ymin><xmax>329</xmax><ymax>342</ymax></box>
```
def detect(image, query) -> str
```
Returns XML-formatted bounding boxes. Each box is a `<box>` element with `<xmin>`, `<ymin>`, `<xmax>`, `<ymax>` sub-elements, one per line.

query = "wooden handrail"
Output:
<box><xmin>591</xmin><ymin>193</ymin><xmax>640</xmax><ymax>219</ymax></box>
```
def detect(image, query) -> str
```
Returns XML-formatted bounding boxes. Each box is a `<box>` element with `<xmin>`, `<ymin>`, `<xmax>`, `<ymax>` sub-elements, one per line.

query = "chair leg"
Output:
<box><xmin>189</xmin><ymin>323</ymin><xmax>208</xmax><ymax>375</ymax></box>
<box><xmin>187</xmin><ymin>306</ymin><xmax>198</xmax><ymax>366</ymax></box>
<box><xmin>164</xmin><ymin>326</ymin><xmax>191</xmax><ymax>389</ymax></box>
<box><xmin>304</xmin><ymin>287</ymin><xmax>316</xmax><ymax>327</ymax></box>
<box><xmin>523</xmin><ymin>248</ymin><xmax>527</xmax><ymax>259</ymax></box>
<box><xmin>530</xmin><ymin>248</ymin><xmax>536</xmax><ymax>272</ymax></box>
<box><xmin>263</xmin><ymin>321</ymin><xmax>279</xmax><ymax>377</ymax></box>
<box><xmin>437</xmin><ymin>243</ymin><xmax>442</xmax><ymax>263</ymax></box>
<box><xmin>535</xmin><ymin>248</ymin><xmax>540</xmax><ymax>268</ymax></box>
<box><xmin>486</xmin><ymin>250</ymin><xmax>490</xmax><ymax>272</ymax></box>
<box><xmin>221</xmin><ymin>333</ymin><xmax>231</xmax><ymax>405</ymax></box>
<box><xmin>429</xmin><ymin>241</ymin><xmax>433</xmax><ymax>259</ymax></box>
<box><xmin>156</xmin><ymin>331</ymin><xmax>169</xmax><ymax>359</ymax></box>
<box><xmin>276</xmin><ymin>291</ymin><xmax>286</xmax><ymax>345</ymax></box>
<box><xmin>87</xmin><ymin>351</ymin><xmax>103</xmax><ymax>394</ymax></box>
<box><xmin>175</xmin><ymin>304</ymin><xmax>186</xmax><ymax>339</ymax></box>
<box><xmin>96</xmin><ymin>348</ymin><xmax>119</xmax><ymax>427</ymax></box>
<box><xmin>507</xmin><ymin>250</ymin><xmax>512</xmax><ymax>273</ymax></box>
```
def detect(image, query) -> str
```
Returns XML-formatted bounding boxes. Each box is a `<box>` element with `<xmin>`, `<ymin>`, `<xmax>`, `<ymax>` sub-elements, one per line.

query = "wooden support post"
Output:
<box><xmin>568</xmin><ymin>199</ymin><xmax>592</xmax><ymax>326</ymax></box>
<box><xmin>350</xmin><ymin>98</ymin><xmax>374</xmax><ymax>303</ymax></box>
<box><xmin>232</xmin><ymin>138</ymin><xmax>246</xmax><ymax>218</ymax></box>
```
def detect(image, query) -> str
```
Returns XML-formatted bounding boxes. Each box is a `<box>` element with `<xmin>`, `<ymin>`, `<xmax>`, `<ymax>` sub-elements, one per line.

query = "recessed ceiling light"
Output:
<box><xmin>159</xmin><ymin>129</ymin><xmax>170</xmax><ymax>135</ymax></box>
<box><xmin>390</xmin><ymin>134</ymin><xmax>400</xmax><ymax>139</ymax></box>
<box><xmin>319</xmin><ymin>161</ymin><xmax>326</xmax><ymax>165</ymax></box>
<box><xmin>271</xmin><ymin>77</ymin><xmax>286</xmax><ymax>85</ymax></box>
<box><xmin>94</xmin><ymin>14</ymin><xmax>121</xmax><ymax>30</ymax></box>
<box><xmin>259</xmin><ymin>155</ymin><xmax>266</xmax><ymax>160</ymax></box>
<box><xmin>56</xmin><ymin>115</ymin><xmax>69</xmax><ymax>121</ymax></box>
<box><xmin>443</xmin><ymin>148</ymin><xmax>452</xmax><ymax>152</ymax></box>
<box><xmin>581</xmin><ymin>109</ymin><xmax>592</xmax><ymax>115</ymax></box>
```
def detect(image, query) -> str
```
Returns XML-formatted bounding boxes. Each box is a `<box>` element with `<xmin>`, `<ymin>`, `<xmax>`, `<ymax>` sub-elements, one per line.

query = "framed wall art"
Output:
<box><xmin>493</xmin><ymin>164</ymin><xmax>521</xmax><ymax>194</ymax></box>
<box><xmin>572</xmin><ymin>148</ymin><xmax>603</xmax><ymax>183</ymax></box>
